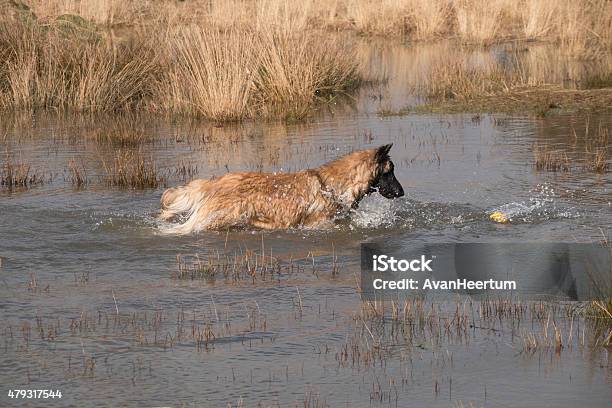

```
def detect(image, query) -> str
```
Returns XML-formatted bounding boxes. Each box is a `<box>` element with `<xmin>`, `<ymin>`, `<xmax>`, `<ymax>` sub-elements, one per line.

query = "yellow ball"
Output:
<box><xmin>490</xmin><ymin>211</ymin><xmax>509</xmax><ymax>223</ymax></box>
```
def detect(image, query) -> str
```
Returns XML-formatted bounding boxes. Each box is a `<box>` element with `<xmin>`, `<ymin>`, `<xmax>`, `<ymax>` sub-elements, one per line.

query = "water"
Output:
<box><xmin>0</xmin><ymin>41</ymin><xmax>611</xmax><ymax>407</ymax></box>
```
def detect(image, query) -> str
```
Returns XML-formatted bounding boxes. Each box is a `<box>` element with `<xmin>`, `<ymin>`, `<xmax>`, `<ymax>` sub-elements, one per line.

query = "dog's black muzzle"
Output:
<box><xmin>377</xmin><ymin>172</ymin><xmax>404</xmax><ymax>199</ymax></box>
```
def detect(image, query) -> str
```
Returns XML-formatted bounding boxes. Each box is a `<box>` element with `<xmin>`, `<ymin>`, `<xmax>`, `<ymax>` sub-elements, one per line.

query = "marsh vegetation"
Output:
<box><xmin>533</xmin><ymin>122</ymin><xmax>609</xmax><ymax>173</ymax></box>
<box><xmin>1</xmin><ymin>0</ymin><xmax>610</xmax><ymax>120</ymax></box>
<box><xmin>0</xmin><ymin>154</ymin><xmax>44</xmax><ymax>190</ymax></box>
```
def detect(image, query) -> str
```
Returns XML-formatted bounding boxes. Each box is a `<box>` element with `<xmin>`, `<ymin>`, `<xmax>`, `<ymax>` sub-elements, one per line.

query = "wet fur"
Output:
<box><xmin>159</xmin><ymin>145</ymin><xmax>402</xmax><ymax>233</ymax></box>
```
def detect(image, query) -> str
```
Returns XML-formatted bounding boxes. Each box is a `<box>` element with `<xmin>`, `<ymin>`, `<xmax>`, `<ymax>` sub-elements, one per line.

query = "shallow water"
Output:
<box><xmin>0</xmin><ymin>41</ymin><xmax>611</xmax><ymax>407</ymax></box>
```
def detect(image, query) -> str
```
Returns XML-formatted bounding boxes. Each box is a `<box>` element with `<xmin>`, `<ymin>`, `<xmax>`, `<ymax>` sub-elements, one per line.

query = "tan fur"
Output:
<box><xmin>159</xmin><ymin>148</ymin><xmax>382</xmax><ymax>233</ymax></box>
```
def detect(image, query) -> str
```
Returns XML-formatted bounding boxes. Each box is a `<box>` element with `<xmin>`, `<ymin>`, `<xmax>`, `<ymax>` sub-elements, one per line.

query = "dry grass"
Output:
<box><xmin>1</xmin><ymin>0</ymin><xmax>608</xmax><ymax>120</ymax></box>
<box><xmin>554</xmin><ymin>0</ymin><xmax>612</xmax><ymax>60</ymax></box>
<box><xmin>532</xmin><ymin>123</ymin><xmax>609</xmax><ymax>174</ymax></box>
<box><xmin>410</xmin><ymin>0</ymin><xmax>453</xmax><ymax>39</ymax></box>
<box><xmin>67</xmin><ymin>159</ymin><xmax>87</xmax><ymax>187</ymax></box>
<box><xmin>454</xmin><ymin>0</ymin><xmax>505</xmax><ymax>45</ymax></box>
<box><xmin>584</xmin><ymin>239</ymin><xmax>612</xmax><ymax>346</ymax></box>
<box><xmin>520</xmin><ymin>0</ymin><xmax>557</xmax><ymax>40</ymax></box>
<box><xmin>584</xmin><ymin>124</ymin><xmax>610</xmax><ymax>173</ymax></box>
<box><xmin>157</xmin><ymin>27</ymin><xmax>359</xmax><ymax>121</ymax></box>
<box><xmin>173</xmin><ymin>250</ymin><xmax>283</xmax><ymax>282</ymax></box>
<box><xmin>161</xmin><ymin>28</ymin><xmax>256</xmax><ymax>121</ymax></box>
<box><xmin>102</xmin><ymin>149</ymin><xmax>165</xmax><ymax>189</ymax></box>
<box><xmin>588</xmin><ymin>300</ymin><xmax>612</xmax><ymax>345</ymax></box>
<box><xmin>0</xmin><ymin>18</ymin><xmax>159</xmax><ymax>112</ymax></box>
<box><xmin>533</xmin><ymin>144</ymin><xmax>571</xmax><ymax>172</ymax></box>
<box><xmin>19</xmin><ymin>0</ymin><xmax>611</xmax><ymax>51</ymax></box>
<box><xmin>253</xmin><ymin>30</ymin><xmax>359</xmax><ymax>118</ymax></box>
<box><xmin>23</xmin><ymin>0</ymin><xmax>143</xmax><ymax>25</ymax></box>
<box><xmin>402</xmin><ymin>49</ymin><xmax>612</xmax><ymax>114</ymax></box>
<box><xmin>0</xmin><ymin>12</ymin><xmax>359</xmax><ymax>121</ymax></box>
<box><xmin>1</xmin><ymin>154</ymin><xmax>44</xmax><ymax>190</ymax></box>
<box><xmin>424</xmin><ymin>58</ymin><xmax>518</xmax><ymax>101</ymax></box>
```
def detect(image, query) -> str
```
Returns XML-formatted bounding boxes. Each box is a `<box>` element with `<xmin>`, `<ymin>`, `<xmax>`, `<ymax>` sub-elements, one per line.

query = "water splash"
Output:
<box><xmin>348</xmin><ymin>195</ymin><xmax>480</xmax><ymax>231</ymax></box>
<box><xmin>489</xmin><ymin>183</ymin><xmax>580</xmax><ymax>223</ymax></box>
<box><xmin>350</xmin><ymin>194</ymin><xmax>398</xmax><ymax>228</ymax></box>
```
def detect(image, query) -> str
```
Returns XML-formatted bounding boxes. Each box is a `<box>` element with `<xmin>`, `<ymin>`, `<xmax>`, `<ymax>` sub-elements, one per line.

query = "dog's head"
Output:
<box><xmin>371</xmin><ymin>144</ymin><xmax>404</xmax><ymax>199</ymax></box>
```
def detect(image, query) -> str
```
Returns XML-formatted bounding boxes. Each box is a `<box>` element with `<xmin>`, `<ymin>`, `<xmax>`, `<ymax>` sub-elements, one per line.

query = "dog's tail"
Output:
<box><xmin>159</xmin><ymin>181</ymin><xmax>208</xmax><ymax>222</ymax></box>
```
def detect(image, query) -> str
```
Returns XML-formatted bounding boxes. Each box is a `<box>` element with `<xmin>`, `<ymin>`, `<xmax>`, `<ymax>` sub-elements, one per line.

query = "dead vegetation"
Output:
<box><xmin>533</xmin><ymin>144</ymin><xmax>571</xmax><ymax>172</ymax></box>
<box><xmin>583</xmin><ymin>237</ymin><xmax>612</xmax><ymax>346</ymax></box>
<box><xmin>533</xmin><ymin>122</ymin><xmax>610</xmax><ymax>174</ymax></box>
<box><xmin>0</xmin><ymin>1</ymin><xmax>608</xmax><ymax>121</ymax></box>
<box><xmin>67</xmin><ymin>159</ymin><xmax>87</xmax><ymax>187</ymax></box>
<box><xmin>0</xmin><ymin>7</ymin><xmax>360</xmax><ymax>121</ymax></box>
<box><xmin>584</xmin><ymin>124</ymin><xmax>610</xmax><ymax>173</ymax></box>
<box><xmin>1</xmin><ymin>154</ymin><xmax>44</xmax><ymax>190</ymax></box>
<box><xmin>161</xmin><ymin>27</ymin><xmax>359</xmax><ymax>121</ymax></box>
<box><xmin>587</xmin><ymin>300</ymin><xmax>612</xmax><ymax>346</ymax></box>
<box><xmin>102</xmin><ymin>149</ymin><xmax>166</xmax><ymax>189</ymax></box>
<box><xmin>21</xmin><ymin>0</ymin><xmax>612</xmax><ymax>57</ymax></box>
<box><xmin>173</xmin><ymin>245</ymin><xmax>312</xmax><ymax>282</ymax></box>
<box><xmin>0</xmin><ymin>17</ymin><xmax>159</xmax><ymax>113</ymax></box>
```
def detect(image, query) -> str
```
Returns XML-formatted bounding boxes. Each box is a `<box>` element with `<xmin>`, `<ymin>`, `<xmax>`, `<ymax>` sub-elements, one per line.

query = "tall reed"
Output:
<box><xmin>155</xmin><ymin>27</ymin><xmax>359</xmax><ymax>121</ymax></box>
<box><xmin>22</xmin><ymin>0</ymin><xmax>612</xmax><ymax>57</ymax></box>
<box><xmin>0</xmin><ymin>19</ymin><xmax>159</xmax><ymax>112</ymax></box>
<box><xmin>0</xmin><ymin>14</ymin><xmax>360</xmax><ymax>120</ymax></box>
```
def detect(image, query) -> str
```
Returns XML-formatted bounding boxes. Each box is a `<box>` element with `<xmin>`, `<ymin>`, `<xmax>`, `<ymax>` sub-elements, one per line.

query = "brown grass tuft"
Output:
<box><xmin>1</xmin><ymin>155</ymin><xmax>44</xmax><ymax>190</ymax></box>
<box><xmin>454</xmin><ymin>0</ymin><xmax>505</xmax><ymax>45</ymax></box>
<box><xmin>161</xmin><ymin>28</ymin><xmax>257</xmax><ymax>121</ymax></box>
<box><xmin>0</xmin><ymin>15</ymin><xmax>360</xmax><ymax>121</ymax></box>
<box><xmin>533</xmin><ymin>144</ymin><xmax>571</xmax><ymax>172</ymax></box>
<box><xmin>67</xmin><ymin>159</ymin><xmax>87</xmax><ymax>187</ymax></box>
<box><xmin>584</xmin><ymin>124</ymin><xmax>610</xmax><ymax>173</ymax></box>
<box><xmin>102</xmin><ymin>149</ymin><xmax>166</xmax><ymax>189</ymax></box>
<box><xmin>159</xmin><ymin>27</ymin><xmax>359</xmax><ymax>121</ymax></box>
<box><xmin>554</xmin><ymin>0</ymin><xmax>612</xmax><ymax>60</ymax></box>
<box><xmin>520</xmin><ymin>0</ymin><xmax>557</xmax><ymax>40</ymax></box>
<box><xmin>0</xmin><ymin>19</ymin><xmax>160</xmax><ymax>112</ymax></box>
<box><xmin>532</xmin><ymin>123</ymin><xmax>609</xmax><ymax>174</ymax></box>
<box><xmin>423</xmin><ymin>56</ymin><xmax>524</xmax><ymax>101</ymax></box>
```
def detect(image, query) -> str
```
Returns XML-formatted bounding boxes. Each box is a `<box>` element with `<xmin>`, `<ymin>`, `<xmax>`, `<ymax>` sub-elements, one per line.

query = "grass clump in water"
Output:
<box><xmin>67</xmin><ymin>159</ymin><xmax>87</xmax><ymax>188</ymax></box>
<box><xmin>584</xmin><ymin>124</ymin><xmax>609</xmax><ymax>173</ymax></box>
<box><xmin>533</xmin><ymin>144</ymin><xmax>570</xmax><ymax>172</ymax></box>
<box><xmin>532</xmin><ymin>124</ymin><xmax>609</xmax><ymax>174</ymax></box>
<box><xmin>584</xmin><ymin>239</ymin><xmax>612</xmax><ymax>346</ymax></box>
<box><xmin>588</xmin><ymin>300</ymin><xmax>612</xmax><ymax>346</ymax></box>
<box><xmin>102</xmin><ymin>149</ymin><xmax>165</xmax><ymax>189</ymax></box>
<box><xmin>1</xmin><ymin>155</ymin><xmax>44</xmax><ymax>190</ymax></box>
<box><xmin>406</xmin><ymin>53</ymin><xmax>612</xmax><ymax>115</ymax></box>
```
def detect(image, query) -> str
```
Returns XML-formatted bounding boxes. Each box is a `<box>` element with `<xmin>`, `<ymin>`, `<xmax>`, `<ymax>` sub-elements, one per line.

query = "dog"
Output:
<box><xmin>159</xmin><ymin>143</ymin><xmax>404</xmax><ymax>233</ymax></box>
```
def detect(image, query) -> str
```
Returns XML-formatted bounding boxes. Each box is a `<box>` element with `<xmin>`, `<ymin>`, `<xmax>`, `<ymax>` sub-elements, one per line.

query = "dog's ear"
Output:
<box><xmin>375</xmin><ymin>143</ymin><xmax>393</xmax><ymax>162</ymax></box>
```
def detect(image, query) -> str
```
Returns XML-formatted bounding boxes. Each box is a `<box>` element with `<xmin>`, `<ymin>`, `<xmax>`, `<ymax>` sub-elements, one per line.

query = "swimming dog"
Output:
<box><xmin>159</xmin><ymin>144</ymin><xmax>403</xmax><ymax>233</ymax></box>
